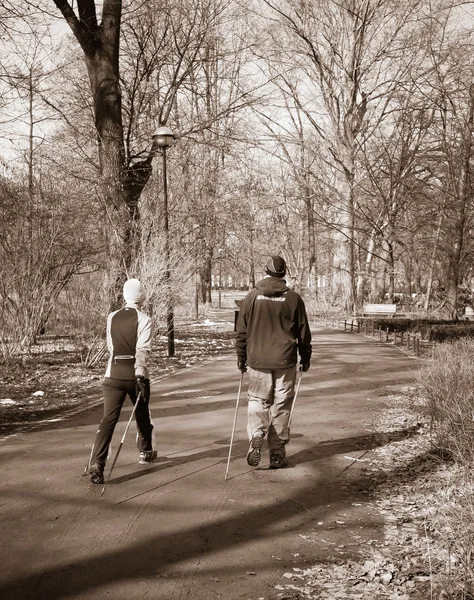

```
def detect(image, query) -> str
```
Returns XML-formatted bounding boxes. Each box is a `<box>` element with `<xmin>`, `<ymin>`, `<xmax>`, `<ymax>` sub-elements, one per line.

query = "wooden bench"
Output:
<box><xmin>362</xmin><ymin>303</ymin><xmax>397</xmax><ymax>317</ymax></box>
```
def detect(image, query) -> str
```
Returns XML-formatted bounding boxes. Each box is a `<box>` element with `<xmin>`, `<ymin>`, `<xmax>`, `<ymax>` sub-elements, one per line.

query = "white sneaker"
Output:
<box><xmin>139</xmin><ymin>449</ymin><xmax>158</xmax><ymax>465</ymax></box>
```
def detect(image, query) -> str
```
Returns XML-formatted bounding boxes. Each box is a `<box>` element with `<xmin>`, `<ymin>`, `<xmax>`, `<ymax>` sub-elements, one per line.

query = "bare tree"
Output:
<box><xmin>416</xmin><ymin>2</ymin><xmax>474</xmax><ymax>317</ymax></box>
<box><xmin>356</xmin><ymin>84</ymin><xmax>435</xmax><ymax>302</ymax></box>
<box><xmin>0</xmin><ymin>175</ymin><xmax>101</xmax><ymax>349</ymax></box>
<box><xmin>258</xmin><ymin>0</ymin><xmax>424</xmax><ymax>310</ymax></box>
<box><xmin>45</xmin><ymin>0</ymin><xmax>260</xmax><ymax>311</ymax></box>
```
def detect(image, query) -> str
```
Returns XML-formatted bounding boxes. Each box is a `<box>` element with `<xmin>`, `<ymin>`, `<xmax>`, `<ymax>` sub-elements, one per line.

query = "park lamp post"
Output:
<box><xmin>153</xmin><ymin>126</ymin><xmax>178</xmax><ymax>357</ymax></box>
<box><xmin>216</xmin><ymin>247</ymin><xmax>223</xmax><ymax>309</ymax></box>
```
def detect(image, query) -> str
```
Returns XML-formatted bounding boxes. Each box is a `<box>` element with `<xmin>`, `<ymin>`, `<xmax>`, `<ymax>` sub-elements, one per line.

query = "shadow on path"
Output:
<box><xmin>0</xmin><ymin>424</ymin><xmax>424</xmax><ymax>600</ymax></box>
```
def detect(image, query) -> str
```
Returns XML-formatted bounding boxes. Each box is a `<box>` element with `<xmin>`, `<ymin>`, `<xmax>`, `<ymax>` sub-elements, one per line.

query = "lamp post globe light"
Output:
<box><xmin>153</xmin><ymin>126</ymin><xmax>176</xmax><ymax>148</ymax></box>
<box><xmin>152</xmin><ymin>125</ymin><xmax>177</xmax><ymax>357</ymax></box>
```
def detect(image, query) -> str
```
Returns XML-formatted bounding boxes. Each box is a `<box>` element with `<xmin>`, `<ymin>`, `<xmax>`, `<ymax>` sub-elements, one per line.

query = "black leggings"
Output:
<box><xmin>90</xmin><ymin>377</ymin><xmax>154</xmax><ymax>468</ymax></box>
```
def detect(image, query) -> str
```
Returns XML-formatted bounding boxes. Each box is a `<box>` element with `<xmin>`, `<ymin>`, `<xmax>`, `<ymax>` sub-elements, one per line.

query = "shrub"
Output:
<box><xmin>435</xmin><ymin>486</ymin><xmax>474</xmax><ymax>600</ymax></box>
<box><xmin>359</xmin><ymin>318</ymin><xmax>474</xmax><ymax>341</ymax></box>
<box><xmin>427</xmin><ymin>324</ymin><xmax>474</xmax><ymax>343</ymax></box>
<box><xmin>418</xmin><ymin>337</ymin><xmax>474</xmax><ymax>464</ymax></box>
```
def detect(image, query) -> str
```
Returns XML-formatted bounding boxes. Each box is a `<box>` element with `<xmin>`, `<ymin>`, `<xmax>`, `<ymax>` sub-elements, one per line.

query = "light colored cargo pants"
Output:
<box><xmin>246</xmin><ymin>365</ymin><xmax>297</xmax><ymax>454</ymax></box>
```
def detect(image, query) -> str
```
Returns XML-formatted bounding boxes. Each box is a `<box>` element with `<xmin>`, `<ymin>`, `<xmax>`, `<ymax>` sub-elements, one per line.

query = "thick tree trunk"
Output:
<box><xmin>84</xmin><ymin>27</ymin><xmax>131</xmax><ymax>301</ymax></box>
<box><xmin>332</xmin><ymin>149</ymin><xmax>356</xmax><ymax>312</ymax></box>
<box><xmin>356</xmin><ymin>226</ymin><xmax>377</xmax><ymax>305</ymax></box>
<box><xmin>445</xmin><ymin>84</ymin><xmax>474</xmax><ymax>319</ymax></box>
<box><xmin>424</xmin><ymin>212</ymin><xmax>444</xmax><ymax>312</ymax></box>
<box><xmin>53</xmin><ymin>1</ymin><xmax>155</xmax><ymax>309</ymax></box>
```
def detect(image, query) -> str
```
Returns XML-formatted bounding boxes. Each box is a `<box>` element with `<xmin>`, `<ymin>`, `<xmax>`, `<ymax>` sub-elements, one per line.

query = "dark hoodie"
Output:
<box><xmin>236</xmin><ymin>276</ymin><xmax>312</xmax><ymax>369</ymax></box>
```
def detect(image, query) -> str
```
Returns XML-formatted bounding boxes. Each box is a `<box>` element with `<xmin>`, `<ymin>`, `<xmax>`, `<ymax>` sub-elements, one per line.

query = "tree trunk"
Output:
<box><xmin>249</xmin><ymin>260</ymin><xmax>255</xmax><ymax>289</ymax></box>
<box><xmin>305</xmin><ymin>184</ymin><xmax>317</xmax><ymax>294</ymax></box>
<box><xmin>424</xmin><ymin>212</ymin><xmax>444</xmax><ymax>312</ymax></box>
<box><xmin>200</xmin><ymin>254</ymin><xmax>212</xmax><ymax>304</ymax></box>
<box><xmin>445</xmin><ymin>84</ymin><xmax>474</xmax><ymax>319</ymax></box>
<box><xmin>387</xmin><ymin>240</ymin><xmax>395</xmax><ymax>303</ymax></box>
<box><xmin>332</xmin><ymin>153</ymin><xmax>355</xmax><ymax>312</ymax></box>
<box><xmin>356</xmin><ymin>226</ymin><xmax>377</xmax><ymax>305</ymax></box>
<box><xmin>52</xmin><ymin>1</ymin><xmax>156</xmax><ymax>308</ymax></box>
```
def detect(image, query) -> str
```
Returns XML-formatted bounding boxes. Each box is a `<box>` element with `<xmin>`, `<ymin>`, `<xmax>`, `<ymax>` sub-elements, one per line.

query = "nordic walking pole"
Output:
<box><xmin>82</xmin><ymin>442</ymin><xmax>96</xmax><ymax>476</ymax></box>
<box><xmin>225</xmin><ymin>371</ymin><xmax>244</xmax><ymax>481</ymax></box>
<box><xmin>289</xmin><ymin>366</ymin><xmax>303</xmax><ymax>429</ymax></box>
<box><xmin>101</xmin><ymin>392</ymin><xmax>143</xmax><ymax>497</ymax></box>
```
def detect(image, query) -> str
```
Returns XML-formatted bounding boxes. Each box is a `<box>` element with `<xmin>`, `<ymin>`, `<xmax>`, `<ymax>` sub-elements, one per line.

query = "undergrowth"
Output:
<box><xmin>418</xmin><ymin>338</ymin><xmax>474</xmax><ymax>598</ymax></box>
<box><xmin>418</xmin><ymin>338</ymin><xmax>474</xmax><ymax>464</ymax></box>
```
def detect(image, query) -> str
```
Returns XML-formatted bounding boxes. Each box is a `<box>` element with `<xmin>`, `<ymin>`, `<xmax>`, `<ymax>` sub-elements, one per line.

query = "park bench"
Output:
<box><xmin>362</xmin><ymin>303</ymin><xmax>397</xmax><ymax>317</ymax></box>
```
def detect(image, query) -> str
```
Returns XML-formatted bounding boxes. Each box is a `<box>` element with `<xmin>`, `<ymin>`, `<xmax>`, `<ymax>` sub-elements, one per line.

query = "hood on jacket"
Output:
<box><xmin>256</xmin><ymin>276</ymin><xmax>288</xmax><ymax>297</ymax></box>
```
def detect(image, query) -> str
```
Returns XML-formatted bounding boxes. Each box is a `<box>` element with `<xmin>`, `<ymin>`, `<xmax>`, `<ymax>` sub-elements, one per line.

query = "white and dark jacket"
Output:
<box><xmin>104</xmin><ymin>302</ymin><xmax>153</xmax><ymax>380</ymax></box>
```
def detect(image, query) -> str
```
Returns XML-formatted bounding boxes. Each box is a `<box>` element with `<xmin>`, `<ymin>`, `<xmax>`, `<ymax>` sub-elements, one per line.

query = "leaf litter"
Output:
<box><xmin>273</xmin><ymin>386</ymin><xmax>473</xmax><ymax>600</ymax></box>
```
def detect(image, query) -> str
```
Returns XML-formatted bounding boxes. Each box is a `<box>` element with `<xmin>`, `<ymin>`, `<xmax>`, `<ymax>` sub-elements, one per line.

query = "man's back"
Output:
<box><xmin>236</xmin><ymin>276</ymin><xmax>311</xmax><ymax>369</ymax></box>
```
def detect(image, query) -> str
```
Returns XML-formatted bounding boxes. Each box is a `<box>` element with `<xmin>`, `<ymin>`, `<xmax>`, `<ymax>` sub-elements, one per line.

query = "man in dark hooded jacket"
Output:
<box><xmin>235</xmin><ymin>256</ymin><xmax>312</xmax><ymax>469</ymax></box>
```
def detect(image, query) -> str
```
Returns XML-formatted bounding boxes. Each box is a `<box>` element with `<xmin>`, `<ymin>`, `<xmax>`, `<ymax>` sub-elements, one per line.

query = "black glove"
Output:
<box><xmin>238</xmin><ymin>359</ymin><xmax>247</xmax><ymax>373</ymax></box>
<box><xmin>300</xmin><ymin>361</ymin><xmax>310</xmax><ymax>372</ymax></box>
<box><xmin>136</xmin><ymin>375</ymin><xmax>146</xmax><ymax>397</ymax></box>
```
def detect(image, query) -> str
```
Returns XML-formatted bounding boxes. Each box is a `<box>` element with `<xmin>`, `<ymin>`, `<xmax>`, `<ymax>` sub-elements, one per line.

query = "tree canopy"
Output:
<box><xmin>1</xmin><ymin>0</ymin><xmax>474</xmax><ymax>344</ymax></box>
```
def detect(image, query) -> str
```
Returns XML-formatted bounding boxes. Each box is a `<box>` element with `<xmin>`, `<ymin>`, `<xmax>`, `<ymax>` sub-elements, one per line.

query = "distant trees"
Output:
<box><xmin>258</xmin><ymin>0</ymin><xmax>429</xmax><ymax>310</ymax></box>
<box><xmin>424</xmin><ymin>13</ymin><xmax>474</xmax><ymax>319</ymax></box>
<box><xmin>0</xmin><ymin>175</ymin><xmax>101</xmax><ymax>349</ymax></box>
<box><xmin>245</xmin><ymin>0</ymin><xmax>474</xmax><ymax>315</ymax></box>
<box><xmin>2</xmin><ymin>0</ymin><xmax>474</xmax><ymax>345</ymax></box>
<box><xmin>47</xmin><ymin>0</ymin><xmax>259</xmax><ymax>308</ymax></box>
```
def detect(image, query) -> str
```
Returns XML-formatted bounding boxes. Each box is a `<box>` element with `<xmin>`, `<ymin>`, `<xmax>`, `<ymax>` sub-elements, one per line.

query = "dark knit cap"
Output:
<box><xmin>265</xmin><ymin>256</ymin><xmax>286</xmax><ymax>278</ymax></box>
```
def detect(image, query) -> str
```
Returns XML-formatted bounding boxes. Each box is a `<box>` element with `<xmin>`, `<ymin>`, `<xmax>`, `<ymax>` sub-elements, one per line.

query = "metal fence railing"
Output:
<box><xmin>313</xmin><ymin>316</ymin><xmax>436</xmax><ymax>358</ymax></box>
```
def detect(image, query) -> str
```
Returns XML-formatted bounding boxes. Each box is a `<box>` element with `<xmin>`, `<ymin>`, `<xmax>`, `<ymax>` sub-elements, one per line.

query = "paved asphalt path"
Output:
<box><xmin>0</xmin><ymin>325</ymin><xmax>419</xmax><ymax>600</ymax></box>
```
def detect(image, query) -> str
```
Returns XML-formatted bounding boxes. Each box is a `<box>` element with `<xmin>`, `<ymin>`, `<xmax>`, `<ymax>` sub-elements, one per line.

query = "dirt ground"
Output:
<box><xmin>0</xmin><ymin>317</ymin><xmax>236</xmax><ymax>435</ymax></box>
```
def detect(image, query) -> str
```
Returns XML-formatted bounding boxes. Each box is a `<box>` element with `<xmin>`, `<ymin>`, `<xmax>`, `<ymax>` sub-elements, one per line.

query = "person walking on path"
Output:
<box><xmin>235</xmin><ymin>256</ymin><xmax>312</xmax><ymax>469</ymax></box>
<box><xmin>88</xmin><ymin>278</ymin><xmax>157</xmax><ymax>484</ymax></box>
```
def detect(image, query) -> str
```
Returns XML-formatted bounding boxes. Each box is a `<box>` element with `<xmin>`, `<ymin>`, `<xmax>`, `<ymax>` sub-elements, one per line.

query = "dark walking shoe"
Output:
<box><xmin>247</xmin><ymin>434</ymin><xmax>264</xmax><ymax>467</ymax></box>
<box><xmin>139</xmin><ymin>449</ymin><xmax>158</xmax><ymax>465</ymax></box>
<box><xmin>89</xmin><ymin>464</ymin><xmax>104</xmax><ymax>484</ymax></box>
<box><xmin>269</xmin><ymin>453</ymin><xmax>289</xmax><ymax>469</ymax></box>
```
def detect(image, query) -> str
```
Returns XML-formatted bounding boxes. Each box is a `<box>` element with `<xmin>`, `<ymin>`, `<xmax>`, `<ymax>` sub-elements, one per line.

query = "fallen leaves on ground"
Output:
<box><xmin>0</xmin><ymin>318</ymin><xmax>236</xmax><ymax>435</ymax></box>
<box><xmin>273</xmin><ymin>387</ymin><xmax>474</xmax><ymax>599</ymax></box>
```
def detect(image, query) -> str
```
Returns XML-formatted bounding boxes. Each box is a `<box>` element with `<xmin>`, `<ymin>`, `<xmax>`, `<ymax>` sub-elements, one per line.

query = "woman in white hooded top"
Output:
<box><xmin>88</xmin><ymin>278</ymin><xmax>156</xmax><ymax>484</ymax></box>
